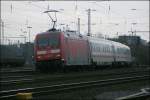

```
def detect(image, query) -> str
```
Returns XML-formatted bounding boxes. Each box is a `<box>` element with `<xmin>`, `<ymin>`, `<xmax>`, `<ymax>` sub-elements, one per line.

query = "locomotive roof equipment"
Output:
<box><xmin>43</xmin><ymin>9</ymin><xmax>59</xmax><ymax>31</ymax></box>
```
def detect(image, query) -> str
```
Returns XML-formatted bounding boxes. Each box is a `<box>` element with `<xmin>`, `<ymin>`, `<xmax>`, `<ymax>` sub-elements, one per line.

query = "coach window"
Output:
<box><xmin>93</xmin><ymin>44</ymin><xmax>95</xmax><ymax>51</ymax></box>
<box><xmin>127</xmin><ymin>49</ymin><xmax>129</xmax><ymax>55</ymax></box>
<box><xmin>99</xmin><ymin>46</ymin><xmax>101</xmax><ymax>52</ymax></box>
<box><xmin>128</xmin><ymin>49</ymin><xmax>130</xmax><ymax>55</ymax></box>
<box><xmin>103</xmin><ymin>45</ymin><xmax>105</xmax><ymax>52</ymax></box>
<box><xmin>92</xmin><ymin>44</ymin><xmax>94</xmax><ymax>51</ymax></box>
<box><xmin>123</xmin><ymin>48</ymin><xmax>124</xmax><ymax>54</ymax></box>
<box><xmin>94</xmin><ymin>44</ymin><xmax>96</xmax><ymax>51</ymax></box>
<box><xmin>103</xmin><ymin>47</ymin><xmax>104</xmax><ymax>53</ymax></box>
<box><xmin>99</xmin><ymin>47</ymin><xmax>101</xmax><ymax>52</ymax></box>
<box><xmin>118</xmin><ymin>48</ymin><xmax>120</xmax><ymax>54</ymax></box>
<box><xmin>125</xmin><ymin>49</ymin><xmax>127</xmax><ymax>55</ymax></box>
<box><xmin>123</xmin><ymin>48</ymin><xmax>125</xmax><ymax>55</ymax></box>
<box><xmin>103</xmin><ymin>47</ymin><xmax>104</xmax><ymax>52</ymax></box>
<box><xmin>107</xmin><ymin>47</ymin><xmax>108</xmax><ymax>52</ymax></box>
<box><xmin>120</xmin><ymin>48</ymin><xmax>122</xmax><ymax>54</ymax></box>
<box><xmin>123</xmin><ymin>49</ymin><xmax>125</xmax><ymax>54</ymax></box>
<box><xmin>97</xmin><ymin>46</ymin><xmax>99</xmax><ymax>52</ymax></box>
<box><xmin>124</xmin><ymin>49</ymin><xmax>126</xmax><ymax>55</ymax></box>
<box><xmin>93</xmin><ymin>45</ymin><xmax>94</xmax><ymax>51</ymax></box>
<box><xmin>117</xmin><ymin>48</ymin><xmax>118</xmax><ymax>53</ymax></box>
<box><xmin>92</xmin><ymin>45</ymin><xmax>94</xmax><ymax>51</ymax></box>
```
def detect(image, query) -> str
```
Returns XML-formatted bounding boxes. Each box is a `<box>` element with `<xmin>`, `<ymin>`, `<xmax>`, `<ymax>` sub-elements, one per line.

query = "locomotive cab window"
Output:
<box><xmin>49</xmin><ymin>34</ymin><xmax>60</xmax><ymax>48</ymax></box>
<box><xmin>37</xmin><ymin>36</ymin><xmax>49</xmax><ymax>47</ymax></box>
<box><xmin>37</xmin><ymin>34</ymin><xmax>60</xmax><ymax>48</ymax></box>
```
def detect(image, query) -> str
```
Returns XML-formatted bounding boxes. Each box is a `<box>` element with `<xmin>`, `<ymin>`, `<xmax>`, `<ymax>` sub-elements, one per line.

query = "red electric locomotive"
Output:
<box><xmin>34</xmin><ymin>29</ymin><xmax>90</xmax><ymax>71</ymax></box>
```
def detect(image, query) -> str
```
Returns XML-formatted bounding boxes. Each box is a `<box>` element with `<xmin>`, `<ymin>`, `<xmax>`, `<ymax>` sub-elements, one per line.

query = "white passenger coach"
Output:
<box><xmin>88</xmin><ymin>36</ymin><xmax>132</xmax><ymax>66</ymax></box>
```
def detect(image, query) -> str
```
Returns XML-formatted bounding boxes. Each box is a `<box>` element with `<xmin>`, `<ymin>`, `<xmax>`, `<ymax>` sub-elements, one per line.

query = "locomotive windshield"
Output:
<box><xmin>37</xmin><ymin>34</ymin><xmax>60</xmax><ymax>48</ymax></box>
<box><xmin>37</xmin><ymin>37</ymin><xmax>49</xmax><ymax>47</ymax></box>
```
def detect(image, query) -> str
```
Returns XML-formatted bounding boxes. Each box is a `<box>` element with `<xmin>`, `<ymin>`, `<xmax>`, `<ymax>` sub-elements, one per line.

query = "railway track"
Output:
<box><xmin>1</xmin><ymin>69</ymin><xmax>149</xmax><ymax>93</ymax></box>
<box><xmin>0</xmin><ymin>69</ymin><xmax>35</xmax><ymax>76</ymax></box>
<box><xmin>1</xmin><ymin>69</ymin><xmax>149</xmax><ymax>87</ymax></box>
<box><xmin>0</xmin><ymin>75</ymin><xmax>149</xmax><ymax>99</ymax></box>
<box><xmin>1</xmin><ymin>64</ymin><xmax>149</xmax><ymax>80</ymax></box>
<box><xmin>1</xmin><ymin>75</ymin><xmax>33</xmax><ymax>80</ymax></box>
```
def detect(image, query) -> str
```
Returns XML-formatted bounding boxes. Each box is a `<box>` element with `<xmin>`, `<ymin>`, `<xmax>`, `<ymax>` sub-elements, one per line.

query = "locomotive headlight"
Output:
<box><xmin>37</xmin><ymin>56</ymin><xmax>41</xmax><ymax>59</ymax></box>
<box><xmin>56</xmin><ymin>54</ymin><xmax>60</xmax><ymax>57</ymax></box>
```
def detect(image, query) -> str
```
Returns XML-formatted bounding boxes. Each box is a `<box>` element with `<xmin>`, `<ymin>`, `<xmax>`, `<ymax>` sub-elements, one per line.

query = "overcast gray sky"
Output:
<box><xmin>1</xmin><ymin>1</ymin><xmax>149</xmax><ymax>43</ymax></box>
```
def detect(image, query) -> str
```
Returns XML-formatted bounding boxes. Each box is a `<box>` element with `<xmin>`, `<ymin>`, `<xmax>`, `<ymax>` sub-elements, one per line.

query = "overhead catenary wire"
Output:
<box><xmin>1</xmin><ymin>1</ymin><xmax>149</xmax><ymax>41</ymax></box>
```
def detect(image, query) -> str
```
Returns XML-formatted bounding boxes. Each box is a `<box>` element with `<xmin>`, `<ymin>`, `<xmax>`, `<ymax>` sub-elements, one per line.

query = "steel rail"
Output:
<box><xmin>0</xmin><ymin>75</ymin><xmax>149</xmax><ymax>99</ymax></box>
<box><xmin>0</xmin><ymin>70</ymin><xmax>35</xmax><ymax>76</ymax></box>
<box><xmin>1</xmin><ymin>64</ymin><xmax>149</xmax><ymax>73</ymax></box>
<box><xmin>1</xmin><ymin>70</ymin><xmax>34</xmax><ymax>74</ymax></box>
<box><xmin>1</xmin><ymin>75</ymin><xmax>33</xmax><ymax>80</ymax></box>
<box><xmin>1</xmin><ymin>65</ymin><xmax>149</xmax><ymax>79</ymax></box>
